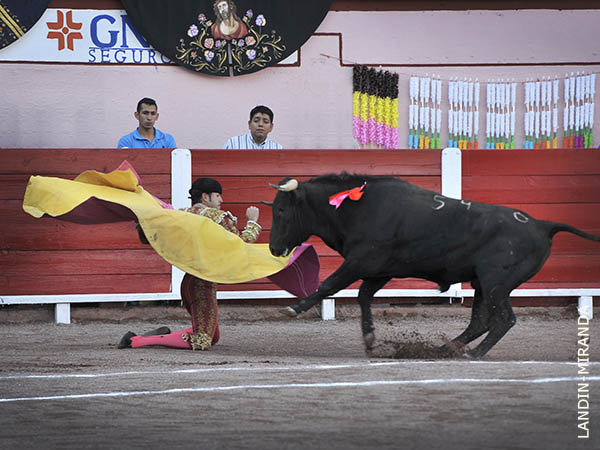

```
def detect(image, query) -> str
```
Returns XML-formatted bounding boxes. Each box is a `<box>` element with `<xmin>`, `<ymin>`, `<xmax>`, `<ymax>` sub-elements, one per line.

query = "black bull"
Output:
<box><xmin>266</xmin><ymin>173</ymin><xmax>600</xmax><ymax>357</ymax></box>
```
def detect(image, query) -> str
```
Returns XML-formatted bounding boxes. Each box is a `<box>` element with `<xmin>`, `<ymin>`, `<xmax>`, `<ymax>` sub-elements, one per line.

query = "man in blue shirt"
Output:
<box><xmin>117</xmin><ymin>97</ymin><xmax>176</xmax><ymax>148</ymax></box>
<box><xmin>224</xmin><ymin>105</ymin><xmax>283</xmax><ymax>149</ymax></box>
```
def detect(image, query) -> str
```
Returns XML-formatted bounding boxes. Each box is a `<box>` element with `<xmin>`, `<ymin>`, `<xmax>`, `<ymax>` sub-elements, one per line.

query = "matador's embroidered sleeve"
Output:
<box><xmin>240</xmin><ymin>220</ymin><xmax>261</xmax><ymax>243</ymax></box>
<box><xmin>187</xmin><ymin>204</ymin><xmax>261</xmax><ymax>243</ymax></box>
<box><xmin>219</xmin><ymin>213</ymin><xmax>261</xmax><ymax>243</ymax></box>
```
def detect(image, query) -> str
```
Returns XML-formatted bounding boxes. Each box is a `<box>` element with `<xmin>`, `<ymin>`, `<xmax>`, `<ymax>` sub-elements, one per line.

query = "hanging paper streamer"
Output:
<box><xmin>448</xmin><ymin>78</ymin><xmax>479</xmax><ymax>149</ymax></box>
<box><xmin>399</xmin><ymin>71</ymin><xmax>595</xmax><ymax>151</ymax></box>
<box><xmin>352</xmin><ymin>65</ymin><xmax>361</xmax><ymax>142</ymax></box>
<box><xmin>409</xmin><ymin>75</ymin><xmax>442</xmax><ymax>149</ymax></box>
<box><xmin>541</xmin><ymin>80</ymin><xmax>547</xmax><ymax>148</ymax></box>
<box><xmin>587</xmin><ymin>73</ymin><xmax>596</xmax><ymax>148</ymax></box>
<box><xmin>460</xmin><ymin>81</ymin><xmax>466</xmax><ymax>149</ymax></box>
<box><xmin>466</xmin><ymin>80</ymin><xmax>473</xmax><ymax>149</ymax></box>
<box><xmin>582</xmin><ymin>74</ymin><xmax>589</xmax><ymax>148</ymax></box>
<box><xmin>449</xmin><ymin>79</ymin><xmax>457</xmax><ymax>148</ymax></box>
<box><xmin>561</xmin><ymin>72</ymin><xmax>595</xmax><ymax>148</ymax></box>
<box><xmin>486</xmin><ymin>82</ymin><xmax>492</xmax><ymax>148</ymax></box>
<box><xmin>486</xmin><ymin>81</ymin><xmax>516</xmax><ymax>149</ymax></box>
<box><xmin>461</xmin><ymin>80</ymin><xmax>468</xmax><ymax>149</ymax></box>
<box><xmin>583</xmin><ymin>73</ymin><xmax>595</xmax><ymax>148</ymax></box>
<box><xmin>576</xmin><ymin>74</ymin><xmax>583</xmax><ymax>148</ymax></box>
<box><xmin>524</xmin><ymin>74</ymin><xmax>596</xmax><ymax>149</ymax></box>
<box><xmin>435</xmin><ymin>78</ymin><xmax>442</xmax><ymax>149</ymax></box>
<box><xmin>375</xmin><ymin>71</ymin><xmax>385</xmax><ymax>147</ymax></box>
<box><xmin>552</xmin><ymin>78</ymin><xmax>559</xmax><ymax>148</ymax></box>
<box><xmin>358</xmin><ymin>66</ymin><xmax>370</xmax><ymax>146</ymax></box>
<box><xmin>568</xmin><ymin>73</ymin><xmax>575</xmax><ymax>148</ymax></box>
<box><xmin>390</xmin><ymin>72</ymin><xmax>399</xmax><ymax>149</ymax></box>
<box><xmin>563</xmin><ymin>77</ymin><xmax>570</xmax><ymax>148</ymax></box>
<box><xmin>474</xmin><ymin>81</ymin><xmax>480</xmax><ymax>149</ymax></box>
<box><xmin>409</xmin><ymin>76</ymin><xmax>418</xmax><ymax>149</ymax></box>
<box><xmin>510</xmin><ymin>82</ymin><xmax>516</xmax><ymax>149</ymax></box>
<box><xmin>382</xmin><ymin>72</ymin><xmax>392</xmax><ymax>148</ymax></box>
<box><xmin>540</xmin><ymin>78</ymin><xmax>554</xmax><ymax>149</ymax></box>
<box><xmin>367</xmin><ymin>68</ymin><xmax>378</xmax><ymax>145</ymax></box>
<box><xmin>352</xmin><ymin>65</ymin><xmax>399</xmax><ymax>149</ymax></box>
<box><xmin>524</xmin><ymin>82</ymin><xmax>529</xmax><ymax>148</ymax></box>
<box><xmin>419</xmin><ymin>77</ymin><xmax>426</xmax><ymax>149</ymax></box>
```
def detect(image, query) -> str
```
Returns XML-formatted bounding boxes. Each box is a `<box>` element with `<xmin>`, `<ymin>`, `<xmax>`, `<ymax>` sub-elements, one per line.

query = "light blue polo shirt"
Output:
<box><xmin>117</xmin><ymin>128</ymin><xmax>176</xmax><ymax>148</ymax></box>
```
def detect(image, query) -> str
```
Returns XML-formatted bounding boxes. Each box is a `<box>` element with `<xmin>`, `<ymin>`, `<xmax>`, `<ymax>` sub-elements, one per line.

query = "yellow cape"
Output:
<box><xmin>22</xmin><ymin>165</ymin><xmax>291</xmax><ymax>284</ymax></box>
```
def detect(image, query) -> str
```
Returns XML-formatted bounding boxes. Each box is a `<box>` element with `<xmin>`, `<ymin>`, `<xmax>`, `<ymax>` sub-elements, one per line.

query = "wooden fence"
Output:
<box><xmin>1</xmin><ymin>148</ymin><xmax>598</xmax><ymax>322</ymax></box>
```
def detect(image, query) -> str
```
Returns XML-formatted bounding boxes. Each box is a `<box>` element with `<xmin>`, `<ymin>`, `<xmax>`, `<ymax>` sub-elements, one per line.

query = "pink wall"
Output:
<box><xmin>0</xmin><ymin>10</ymin><xmax>599</xmax><ymax>149</ymax></box>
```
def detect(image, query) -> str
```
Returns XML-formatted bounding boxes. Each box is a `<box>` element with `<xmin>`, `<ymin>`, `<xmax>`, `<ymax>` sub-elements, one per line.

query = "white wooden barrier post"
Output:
<box><xmin>55</xmin><ymin>303</ymin><xmax>70</xmax><ymax>324</ymax></box>
<box><xmin>171</xmin><ymin>149</ymin><xmax>192</xmax><ymax>296</ymax></box>
<box><xmin>321</xmin><ymin>298</ymin><xmax>335</xmax><ymax>320</ymax></box>
<box><xmin>441</xmin><ymin>148</ymin><xmax>462</xmax><ymax>299</ymax></box>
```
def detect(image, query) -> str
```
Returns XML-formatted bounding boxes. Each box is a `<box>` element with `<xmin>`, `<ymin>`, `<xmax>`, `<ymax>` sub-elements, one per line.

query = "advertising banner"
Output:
<box><xmin>0</xmin><ymin>8</ymin><xmax>298</xmax><ymax>66</ymax></box>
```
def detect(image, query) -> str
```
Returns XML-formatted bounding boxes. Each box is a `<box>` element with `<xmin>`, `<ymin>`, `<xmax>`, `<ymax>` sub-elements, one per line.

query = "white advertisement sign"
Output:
<box><xmin>0</xmin><ymin>9</ymin><xmax>170</xmax><ymax>64</ymax></box>
<box><xmin>0</xmin><ymin>9</ymin><xmax>297</xmax><ymax>65</ymax></box>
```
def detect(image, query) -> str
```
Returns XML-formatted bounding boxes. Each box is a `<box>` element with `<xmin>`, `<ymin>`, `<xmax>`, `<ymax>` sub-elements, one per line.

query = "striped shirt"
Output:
<box><xmin>224</xmin><ymin>132</ymin><xmax>283</xmax><ymax>150</ymax></box>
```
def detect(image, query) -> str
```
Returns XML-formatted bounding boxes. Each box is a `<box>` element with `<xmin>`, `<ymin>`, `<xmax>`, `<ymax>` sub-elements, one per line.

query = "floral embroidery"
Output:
<box><xmin>187</xmin><ymin>24</ymin><xmax>199</xmax><ymax>37</ymax></box>
<box><xmin>176</xmin><ymin>4</ymin><xmax>285</xmax><ymax>75</ymax></box>
<box><xmin>255</xmin><ymin>14</ymin><xmax>266</xmax><ymax>27</ymax></box>
<box><xmin>183</xmin><ymin>331</ymin><xmax>212</xmax><ymax>351</ymax></box>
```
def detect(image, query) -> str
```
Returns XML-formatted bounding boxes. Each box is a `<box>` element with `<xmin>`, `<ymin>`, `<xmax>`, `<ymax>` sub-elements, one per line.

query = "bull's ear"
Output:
<box><xmin>260</xmin><ymin>200</ymin><xmax>273</xmax><ymax>207</ymax></box>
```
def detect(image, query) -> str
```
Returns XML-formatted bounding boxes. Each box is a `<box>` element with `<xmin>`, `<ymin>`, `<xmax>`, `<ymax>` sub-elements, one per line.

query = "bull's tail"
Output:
<box><xmin>546</xmin><ymin>222</ymin><xmax>600</xmax><ymax>242</ymax></box>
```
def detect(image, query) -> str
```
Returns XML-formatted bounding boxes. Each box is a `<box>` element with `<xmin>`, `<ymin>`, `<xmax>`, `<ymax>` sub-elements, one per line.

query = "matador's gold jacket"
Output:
<box><xmin>185</xmin><ymin>203</ymin><xmax>261</xmax><ymax>243</ymax></box>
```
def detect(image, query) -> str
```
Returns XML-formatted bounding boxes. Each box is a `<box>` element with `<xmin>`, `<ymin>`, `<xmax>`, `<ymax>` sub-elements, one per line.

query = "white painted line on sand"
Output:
<box><xmin>0</xmin><ymin>360</ymin><xmax>596</xmax><ymax>381</ymax></box>
<box><xmin>1</xmin><ymin>376</ymin><xmax>598</xmax><ymax>403</ymax></box>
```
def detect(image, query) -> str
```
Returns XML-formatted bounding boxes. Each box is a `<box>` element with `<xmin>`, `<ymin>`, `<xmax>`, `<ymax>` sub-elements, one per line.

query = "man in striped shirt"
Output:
<box><xmin>224</xmin><ymin>105</ymin><xmax>283</xmax><ymax>149</ymax></box>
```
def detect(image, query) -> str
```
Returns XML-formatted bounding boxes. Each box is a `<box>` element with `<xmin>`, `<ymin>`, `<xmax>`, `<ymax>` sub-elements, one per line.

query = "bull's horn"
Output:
<box><xmin>260</xmin><ymin>200</ymin><xmax>273</xmax><ymax>206</ymax></box>
<box><xmin>278</xmin><ymin>179</ymin><xmax>298</xmax><ymax>192</ymax></box>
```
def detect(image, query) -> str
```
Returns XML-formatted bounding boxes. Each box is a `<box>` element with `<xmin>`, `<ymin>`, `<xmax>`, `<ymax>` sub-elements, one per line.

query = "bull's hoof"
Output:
<box><xmin>463</xmin><ymin>350</ymin><xmax>475</xmax><ymax>359</ymax></box>
<box><xmin>279</xmin><ymin>306</ymin><xmax>298</xmax><ymax>318</ymax></box>
<box><xmin>363</xmin><ymin>331</ymin><xmax>376</xmax><ymax>350</ymax></box>
<box><xmin>437</xmin><ymin>342</ymin><xmax>464</xmax><ymax>358</ymax></box>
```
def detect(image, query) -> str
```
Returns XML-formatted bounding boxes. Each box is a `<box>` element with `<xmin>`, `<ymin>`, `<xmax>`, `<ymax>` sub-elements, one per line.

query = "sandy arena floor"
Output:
<box><xmin>0</xmin><ymin>304</ymin><xmax>598</xmax><ymax>450</ymax></box>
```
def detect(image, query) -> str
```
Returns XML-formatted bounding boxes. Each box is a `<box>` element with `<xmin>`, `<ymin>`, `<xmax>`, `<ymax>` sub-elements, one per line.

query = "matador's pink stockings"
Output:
<box><xmin>130</xmin><ymin>325</ymin><xmax>220</xmax><ymax>349</ymax></box>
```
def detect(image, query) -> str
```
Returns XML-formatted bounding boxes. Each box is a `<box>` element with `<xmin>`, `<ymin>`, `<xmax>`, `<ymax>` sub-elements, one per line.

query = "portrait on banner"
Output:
<box><xmin>121</xmin><ymin>0</ymin><xmax>332</xmax><ymax>76</ymax></box>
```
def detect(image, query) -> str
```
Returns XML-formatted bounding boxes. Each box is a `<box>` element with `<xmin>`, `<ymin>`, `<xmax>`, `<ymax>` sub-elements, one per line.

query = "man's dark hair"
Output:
<box><xmin>250</xmin><ymin>105</ymin><xmax>274</xmax><ymax>123</ymax></box>
<box><xmin>137</xmin><ymin>97</ymin><xmax>157</xmax><ymax>112</ymax></box>
<box><xmin>189</xmin><ymin>177</ymin><xmax>222</xmax><ymax>203</ymax></box>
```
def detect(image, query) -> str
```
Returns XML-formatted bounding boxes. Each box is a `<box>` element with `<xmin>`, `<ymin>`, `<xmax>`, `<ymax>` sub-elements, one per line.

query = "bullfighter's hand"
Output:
<box><xmin>246</xmin><ymin>206</ymin><xmax>259</xmax><ymax>221</ymax></box>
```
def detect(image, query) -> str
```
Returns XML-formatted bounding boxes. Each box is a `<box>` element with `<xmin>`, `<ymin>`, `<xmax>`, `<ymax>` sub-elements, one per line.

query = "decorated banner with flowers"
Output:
<box><xmin>0</xmin><ymin>0</ymin><xmax>50</xmax><ymax>49</ymax></box>
<box><xmin>352</xmin><ymin>65</ymin><xmax>399</xmax><ymax>149</ymax></box>
<box><xmin>121</xmin><ymin>0</ymin><xmax>332</xmax><ymax>76</ymax></box>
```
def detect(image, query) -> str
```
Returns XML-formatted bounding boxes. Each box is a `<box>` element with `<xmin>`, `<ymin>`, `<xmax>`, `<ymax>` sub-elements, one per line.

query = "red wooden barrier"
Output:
<box><xmin>462</xmin><ymin>149</ymin><xmax>600</xmax><ymax>290</ymax></box>
<box><xmin>0</xmin><ymin>149</ymin><xmax>172</xmax><ymax>295</ymax></box>
<box><xmin>1</xmin><ymin>148</ymin><xmax>598</xmax><ymax>299</ymax></box>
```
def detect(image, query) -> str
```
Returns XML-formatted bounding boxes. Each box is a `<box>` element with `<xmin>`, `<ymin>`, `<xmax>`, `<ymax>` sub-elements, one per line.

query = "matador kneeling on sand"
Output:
<box><xmin>118</xmin><ymin>177</ymin><xmax>261</xmax><ymax>350</ymax></box>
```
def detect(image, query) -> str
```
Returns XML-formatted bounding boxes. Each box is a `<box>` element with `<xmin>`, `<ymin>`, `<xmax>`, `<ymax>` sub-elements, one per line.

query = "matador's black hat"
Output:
<box><xmin>189</xmin><ymin>177</ymin><xmax>222</xmax><ymax>199</ymax></box>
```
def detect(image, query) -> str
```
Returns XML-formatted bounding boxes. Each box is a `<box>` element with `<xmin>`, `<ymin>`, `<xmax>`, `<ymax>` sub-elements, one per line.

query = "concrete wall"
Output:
<box><xmin>1</xmin><ymin>9</ymin><xmax>599</xmax><ymax>149</ymax></box>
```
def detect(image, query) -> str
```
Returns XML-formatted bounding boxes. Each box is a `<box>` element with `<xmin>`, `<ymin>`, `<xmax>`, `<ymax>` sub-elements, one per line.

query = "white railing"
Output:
<box><xmin>1</xmin><ymin>148</ymin><xmax>596</xmax><ymax>322</ymax></box>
